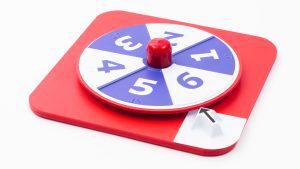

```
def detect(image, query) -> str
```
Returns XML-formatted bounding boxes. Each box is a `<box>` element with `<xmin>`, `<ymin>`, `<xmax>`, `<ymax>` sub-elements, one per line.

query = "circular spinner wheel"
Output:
<box><xmin>78</xmin><ymin>23</ymin><xmax>241</xmax><ymax>114</ymax></box>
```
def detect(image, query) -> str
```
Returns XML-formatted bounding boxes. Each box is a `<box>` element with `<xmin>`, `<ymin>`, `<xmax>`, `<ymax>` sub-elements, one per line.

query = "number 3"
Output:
<box><xmin>129</xmin><ymin>78</ymin><xmax>157</xmax><ymax>95</ymax></box>
<box><xmin>115</xmin><ymin>36</ymin><xmax>142</xmax><ymax>51</ymax></box>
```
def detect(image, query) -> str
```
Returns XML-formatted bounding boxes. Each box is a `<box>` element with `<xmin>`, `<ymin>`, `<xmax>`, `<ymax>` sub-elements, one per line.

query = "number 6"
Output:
<box><xmin>177</xmin><ymin>72</ymin><xmax>203</xmax><ymax>89</ymax></box>
<box><xmin>129</xmin><ymin>78</ymin><xmax>157</xmax><ymax>95</ymax></box>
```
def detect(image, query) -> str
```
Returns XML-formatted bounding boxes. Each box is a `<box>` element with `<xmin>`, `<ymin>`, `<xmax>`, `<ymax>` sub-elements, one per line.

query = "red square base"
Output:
<box><xmin>30</xmin><ymin>11</ymin><xmax>276</xmax><ymax>156</ymax></box>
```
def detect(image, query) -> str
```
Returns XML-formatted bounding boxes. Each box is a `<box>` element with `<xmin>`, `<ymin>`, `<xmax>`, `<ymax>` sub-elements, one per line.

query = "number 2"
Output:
<box><xmin>164</xmin><ymin>31</ymin><xmax>184</xmax><ymax>46</ymax></box>
<box><xmin>129</xmin><ymin>78</ymin><xmax>157</xmax><ymax>95</ymax></box>
<box><xmin>115</xmin><ymin>35</ymin><xmax>142</xmax><ymax>51</ymax></box>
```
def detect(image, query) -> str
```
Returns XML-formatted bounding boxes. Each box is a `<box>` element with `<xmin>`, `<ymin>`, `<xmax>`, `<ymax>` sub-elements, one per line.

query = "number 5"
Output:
<box><xmin>129</xmin><ymin>78</ymin><xmax>157</xmax><ymax>95</ymax></box>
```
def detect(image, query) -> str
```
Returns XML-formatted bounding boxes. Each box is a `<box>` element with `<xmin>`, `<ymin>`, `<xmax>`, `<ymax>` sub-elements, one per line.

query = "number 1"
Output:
<box><xmin>191</xmin><ymin>49</ymin><xmax>219</xmax><ymax>61</ymax></box>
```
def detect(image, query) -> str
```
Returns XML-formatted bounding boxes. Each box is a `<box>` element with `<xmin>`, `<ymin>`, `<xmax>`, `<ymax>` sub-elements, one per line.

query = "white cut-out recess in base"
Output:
<box><xmin>174</xmin><ymin>109</ymin><xmax>246</xmax><ymax>150</ymax></box>
<box><xmin>146</xmin><ymin>24</ymin><xmax>213</xmax><ymax>54</ymax></box>
<box><xmin>79</xmin><ymin>48</ymin><xmax>145</xmax><ymax>89</ymax></box>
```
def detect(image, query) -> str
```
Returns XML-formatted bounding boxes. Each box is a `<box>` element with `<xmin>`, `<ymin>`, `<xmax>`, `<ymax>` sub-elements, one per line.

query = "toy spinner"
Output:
<box><xmin>30</xmin><ymin>11</ymin><xmax>276</xmax><ymax>156</ymax></box>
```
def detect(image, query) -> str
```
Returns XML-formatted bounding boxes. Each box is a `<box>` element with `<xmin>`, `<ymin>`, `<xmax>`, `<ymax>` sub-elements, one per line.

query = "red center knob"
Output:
<box><xmin>147</xmin><ymin>38</ymin><xmax>172</xmax><ymax>68</ymax></box>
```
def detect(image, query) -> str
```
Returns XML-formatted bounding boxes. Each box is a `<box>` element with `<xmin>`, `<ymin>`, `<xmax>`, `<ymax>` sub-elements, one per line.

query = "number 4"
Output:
<box><xmin>98</xmin><ymin>60</ymin><xmax>125</xmax><ymax>73</ymax></box>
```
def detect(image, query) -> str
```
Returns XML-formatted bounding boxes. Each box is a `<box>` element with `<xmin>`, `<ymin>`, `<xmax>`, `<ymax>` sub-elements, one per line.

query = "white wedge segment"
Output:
<box><xmin>146</xmin><ymin>24</ymin><xmax>213</xmax><ymax>54</ymax></box>
<box><xmin>162</xmin><ymin>64</ymin><xmax>234</xmax><ymax>107</ymax></box>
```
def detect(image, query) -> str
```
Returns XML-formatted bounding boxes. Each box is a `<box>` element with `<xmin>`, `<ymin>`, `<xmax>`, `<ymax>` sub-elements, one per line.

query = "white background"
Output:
<box><xmin>0</xmin><ymin>0</ymin><xmax>299</xmax><ymax>168</ymax></box>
